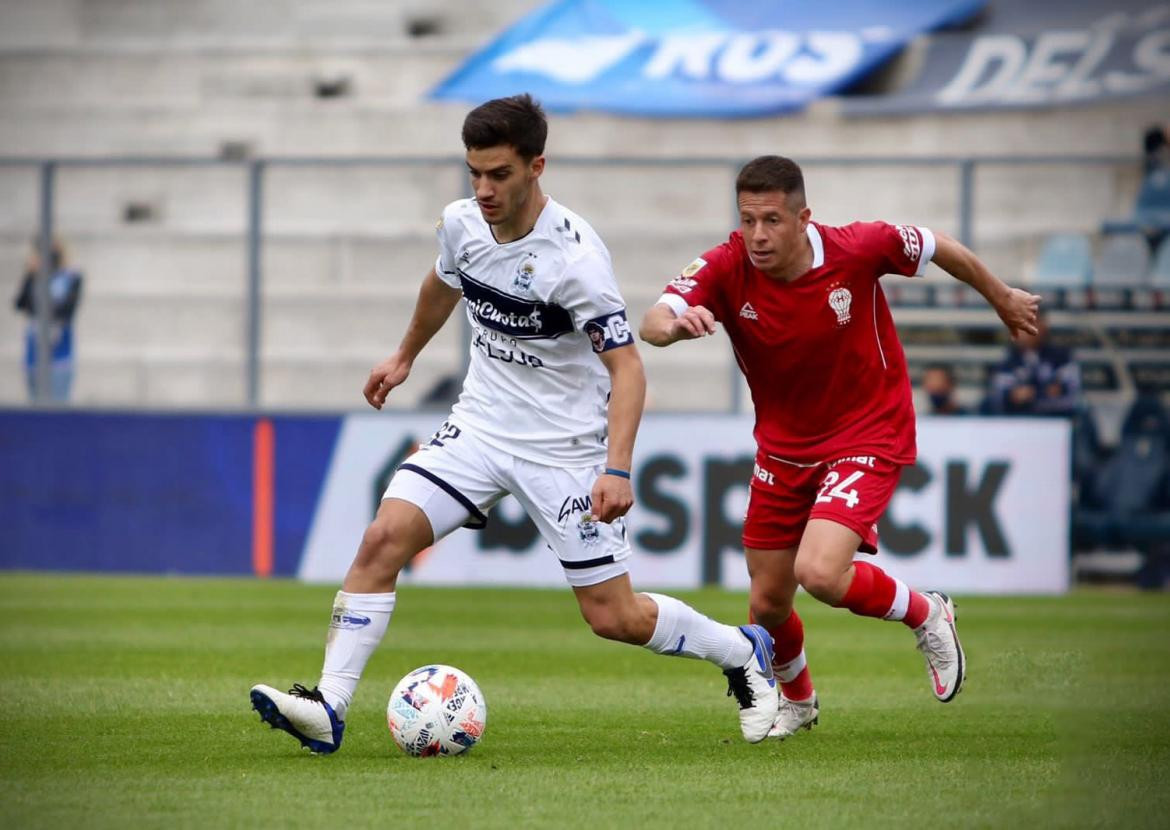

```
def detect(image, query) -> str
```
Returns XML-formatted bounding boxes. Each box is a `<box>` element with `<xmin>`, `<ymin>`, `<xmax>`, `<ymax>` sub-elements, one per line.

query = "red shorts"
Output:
<box><xmin>743</xmin><ymin>450</ymin><xmax>904</xmax><ymax>553</ymax></box>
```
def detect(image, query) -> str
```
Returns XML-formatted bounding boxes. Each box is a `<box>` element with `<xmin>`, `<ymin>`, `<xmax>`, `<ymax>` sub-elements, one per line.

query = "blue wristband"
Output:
<box><xmin>604</xmin><ymin>467</ymin><xmax>631</xmax><ymax>479</ymax></box>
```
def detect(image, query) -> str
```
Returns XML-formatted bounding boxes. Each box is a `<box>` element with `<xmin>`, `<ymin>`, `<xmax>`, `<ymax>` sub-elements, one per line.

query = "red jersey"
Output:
<box><xmin>660</xmin><ymin>221</ymin><xmax>935</xmax><ymax>465</ymax></box>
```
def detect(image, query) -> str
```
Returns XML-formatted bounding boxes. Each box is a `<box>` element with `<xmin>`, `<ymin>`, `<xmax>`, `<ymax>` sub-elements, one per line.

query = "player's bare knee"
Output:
<box><xmin>749</xmin><ymin>590</ymin><xmax>793</xmax><ymax>629</ymax></box>
<box><xmin>794</xmin><ymin>559</ymin><xmax>841</xmax><ymax>603</ymax></box>
<box><xmin>352</xmin><ymin>519</ymin><xmax>417</xmax><ymax>579</ymax></box>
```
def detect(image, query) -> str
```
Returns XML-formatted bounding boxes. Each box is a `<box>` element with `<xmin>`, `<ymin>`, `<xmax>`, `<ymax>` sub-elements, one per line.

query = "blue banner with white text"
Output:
<box><xmin>431</xmin><ymin>0</ymin><xmax>985</xmax><ymax>117</ymax></box>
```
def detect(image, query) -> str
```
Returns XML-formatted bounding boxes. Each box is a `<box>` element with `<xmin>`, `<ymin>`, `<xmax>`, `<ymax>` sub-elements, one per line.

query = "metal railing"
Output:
<box><xmin>1</xmin><ymin>153</ymin><xmax>1135</xmax><ymax>409</ymax></box>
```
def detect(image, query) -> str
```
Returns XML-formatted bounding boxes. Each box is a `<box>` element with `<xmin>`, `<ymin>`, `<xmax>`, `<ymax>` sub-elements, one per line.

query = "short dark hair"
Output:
<box><xmin>924</xmin><ymin>363</ymin><xmax>956</xmax><ymax>382</ymax></box>
<box><xmin>461</xmin><ymin>94</ymin><xmax>548</xmax><ymax>160</ymax></box>
<box><xmin>736</xmin><ymin>155</ymin><xmax>806</xmax><ymax>211</ymax></box>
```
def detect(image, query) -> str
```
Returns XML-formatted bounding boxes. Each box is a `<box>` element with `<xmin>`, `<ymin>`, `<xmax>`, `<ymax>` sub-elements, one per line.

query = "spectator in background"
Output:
<box><xmin>921</xmin><ymin>364</ymin><xmax>966</xmax><ymax>415</ymax></box>
<box><xmin>1143</xmin><ymin>123</ymin><xmax>1170</xmax><ymax>175</ymax></box>
<box><xmin>12</xmin><ymin>238</ymin><xmax>83</xmax><ymax>403</ymax></box>
<box><xmin>987</xmin><ymin>312</ymin><xmax>1080</xmax><ymax>417</ymax></box>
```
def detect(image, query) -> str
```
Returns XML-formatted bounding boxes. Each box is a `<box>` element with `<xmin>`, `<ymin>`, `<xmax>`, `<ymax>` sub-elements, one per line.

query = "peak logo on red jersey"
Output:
<box><xmin>828</xmin><ymin>287</ymin><xmax>852</xmax><ymax>325</ymax></box>
<box><xmin>739</xmin><ymin>302</ymin><xmax>758</xmax><ymax>320</ymax></box>
<box><xmin>896</xmin><ymin>225</ymin><xmax>921</xmax><ymax>261</ymax></box>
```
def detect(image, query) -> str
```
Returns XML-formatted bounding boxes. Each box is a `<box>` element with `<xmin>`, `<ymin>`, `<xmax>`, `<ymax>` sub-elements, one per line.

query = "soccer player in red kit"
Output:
<box><xmin>640</xmin><ymin>156</ymin><xmax>1040</xmax><ymax>740</ymax></box>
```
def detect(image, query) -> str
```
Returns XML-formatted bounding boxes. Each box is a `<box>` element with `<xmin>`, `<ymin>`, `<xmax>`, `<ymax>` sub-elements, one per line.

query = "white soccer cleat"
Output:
<box><xmin>250</xmin><ymin>683</ymin><xmax>345</xmax><ymax>754</ymax></box>
<box><xmin>723</xmin><ymin>624</ymin><xmax>780</xmax><ymax>743</ymax></box>
<box><xmin>768</xmin><ymin>694</ymin><xmax>819</xmax><ymax>740</ymax></box>
<box><xmin>913</xmin><ymin>591</ymin><xmax>966</xmax><ymax>702</ymax></box>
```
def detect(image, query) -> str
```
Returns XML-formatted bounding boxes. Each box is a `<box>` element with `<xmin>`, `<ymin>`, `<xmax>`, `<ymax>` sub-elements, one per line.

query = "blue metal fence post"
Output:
<box><xmin>33</xmin><ymin>161</ymin><xmax>56</xmax><ymax>405</ymax></box>
<box><xmin>246</xmin><ymin>160</ymin><xmax>264</xmax><ymax>407</ymax></box>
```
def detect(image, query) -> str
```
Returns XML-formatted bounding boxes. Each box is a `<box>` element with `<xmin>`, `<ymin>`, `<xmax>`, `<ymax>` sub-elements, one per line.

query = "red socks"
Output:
<box><xmin>836</xmin><ymin>560</ymin><xmax>930</xmax><ymax>629</ymax></box>
<box><xmin>753</xmin><ymin>608</ymin><xmax>815</xmax><ymax>701</ymax></box>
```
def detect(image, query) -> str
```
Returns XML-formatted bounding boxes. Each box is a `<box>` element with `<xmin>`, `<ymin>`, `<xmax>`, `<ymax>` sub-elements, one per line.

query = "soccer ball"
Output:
<box><xmin>386</xmin><ymin>664</ymin><xmax>487</xmax><ymax>757</ymax></box>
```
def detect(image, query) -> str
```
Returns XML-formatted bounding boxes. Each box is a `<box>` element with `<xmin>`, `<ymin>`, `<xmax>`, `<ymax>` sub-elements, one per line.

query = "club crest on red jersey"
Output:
<box><xmin>828</xmin><ymin>286</ymin><xmax>853</xmax><ymax>325</ymax></box>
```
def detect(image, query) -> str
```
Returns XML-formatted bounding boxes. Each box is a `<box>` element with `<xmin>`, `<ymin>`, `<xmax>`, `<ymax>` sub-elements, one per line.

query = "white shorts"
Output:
<box><xmin>382</xmin><ymin>418</ymin><xmax>631</xmax><ymax>587</ymax></box>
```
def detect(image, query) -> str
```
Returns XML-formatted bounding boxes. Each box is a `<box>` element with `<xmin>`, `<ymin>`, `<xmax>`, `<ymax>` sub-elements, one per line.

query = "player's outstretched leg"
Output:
<box><xmin>746</xmin><ymin>548</ymin><xmax>818</xmax><ymax>740</ymax></box>
<box><xmin>250</xmin><ymin>498</ymin><xmax>431</xmax><ymax>753</ymax></box>
<box><xmin>760</xmin><ymin>612</ymin><xmax>818</xmax><ymax>739</ymax></box>
<box><xmin>796</xmin><ymin>520</ymin><xmax>966</xmax><ymax>703</ymax></box>
<box><xmin>574</xmin><ymin>578</ymin><xmax>779</xmax><ymax>742</ymax></box>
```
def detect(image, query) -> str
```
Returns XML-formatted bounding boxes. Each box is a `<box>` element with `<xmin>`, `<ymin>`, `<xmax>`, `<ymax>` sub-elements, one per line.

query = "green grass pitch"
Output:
<box><xmin>2</xmin><ymin>573</ymin><xmax>1168</xmax><ymax>829</ymax></box>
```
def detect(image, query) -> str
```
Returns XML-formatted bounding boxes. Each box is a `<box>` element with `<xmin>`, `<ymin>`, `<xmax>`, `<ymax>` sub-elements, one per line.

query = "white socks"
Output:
<box><xmin>641</xmin><ymin>592</ymin><xmax>753</xmax><ymax>670</ymax></box>
<box><xmin>317</xmin><ymin>590</ymin><xmax>396</xmax><ymax>719</ymax></box>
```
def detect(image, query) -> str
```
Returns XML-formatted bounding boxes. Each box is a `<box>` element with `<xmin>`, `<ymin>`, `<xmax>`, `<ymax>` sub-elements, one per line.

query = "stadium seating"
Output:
<box><xmin>1135</xmin><ymin>168</ymin><xmax>1170</xmax><ymax>235</ymax></box>
<box><xmin>1151</xmin><ymin>235</ymin><xmax>1170</xmax><ymax>287</ymax></box>
<box><xmin>1</xmin><ymin>0</ymin><xmax>1167</xmax><ymax>416</ymax></box>
<box><xmin>1033</xmin><ymin>233</ymin><xmax>1093</xmax><ymax>286</ymax></box>
<box><xmin>1031</xmin><ymin>232</ymin><xmax>1093</xmax><ymax>308</ymax></box>
<box><xmin>1093</xmin><ymin>234</ymin><xmax>1151</xmax><ymax>285</ymax></box>
<box><xmin>1091</xmin><ymin>232</ymin><xmax>1150</xmax><ymax>309</ymax></box>
<box><xmin>1074</xmin><ymin>395</ymin><xmax>1170</xmax><ymax>549</ymax></box>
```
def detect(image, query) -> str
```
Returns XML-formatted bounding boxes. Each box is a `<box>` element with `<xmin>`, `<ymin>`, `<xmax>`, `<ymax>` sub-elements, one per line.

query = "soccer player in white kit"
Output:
<box><xmin>249</xmin><ymin>95</ymin><xmax>779</xmax><ymax>751</ymax></box>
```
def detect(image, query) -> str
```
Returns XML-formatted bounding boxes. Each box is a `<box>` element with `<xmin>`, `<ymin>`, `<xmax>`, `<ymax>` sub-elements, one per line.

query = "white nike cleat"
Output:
<box><xmin>723</xmin><ymin>624</ymin><xmax>780</xmax><ymax>743</ymax></box>
<box><xmin>913</xmin><ymin>591</ymin><xmax>966</xmax><ymax>702</ymax></box>
<box><xmin>768</xmin><ymin>694</ymin><xmax>819</xmax><ymax>740</ymax></box>
<box><xmin>250</xmin><ymin>683</ymin><xmax>345</xmax><ymax>754</ymax></box>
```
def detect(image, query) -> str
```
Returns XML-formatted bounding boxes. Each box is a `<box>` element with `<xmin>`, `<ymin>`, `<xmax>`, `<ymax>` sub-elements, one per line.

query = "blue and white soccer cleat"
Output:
<box><xmin>250</xmin><ymin>683</ymin><xmax>345</xmax><ymax>754</ymax></box>
<box><xmin>723</xmin><ymin>624</ymin><xmax>780</xmax><ymax>743</ymax></box>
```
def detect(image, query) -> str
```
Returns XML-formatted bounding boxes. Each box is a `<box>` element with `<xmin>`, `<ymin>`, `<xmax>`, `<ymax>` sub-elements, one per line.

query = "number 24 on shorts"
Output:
<box><xmin>815</xmin><ymin>470</ymin><xmax>864</xmax><ymax>508</ymax></box>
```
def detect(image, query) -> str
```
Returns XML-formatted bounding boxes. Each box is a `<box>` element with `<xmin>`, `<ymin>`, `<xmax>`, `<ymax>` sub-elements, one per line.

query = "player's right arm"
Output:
<box><xmin>639</xmin><ymin>301</ymin><xmax>716</xmax><ymax>346</ymax></box>
<box><xmin>364</xmin><ymin>267</ymin><xmax>462</xmax><ymax>410</ymax></box>
<box><xmin>638</xmin><ymin>249</ymin><xmax>726</xmax><ymax>347</ymax></box>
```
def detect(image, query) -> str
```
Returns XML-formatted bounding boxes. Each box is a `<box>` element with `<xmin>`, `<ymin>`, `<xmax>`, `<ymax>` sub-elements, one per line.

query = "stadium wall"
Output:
<box><xmin>0</xmin><ymin>409</ymin><xmax>1070</xmax><ymax>593</ymax></box>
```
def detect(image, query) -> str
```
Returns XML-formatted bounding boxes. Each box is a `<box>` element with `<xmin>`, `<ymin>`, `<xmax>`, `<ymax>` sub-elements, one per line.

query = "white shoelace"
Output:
<box><xmin>916</xmin><ymin>627</ymin><xmax>954</xmax><ymax>670</ymax></box>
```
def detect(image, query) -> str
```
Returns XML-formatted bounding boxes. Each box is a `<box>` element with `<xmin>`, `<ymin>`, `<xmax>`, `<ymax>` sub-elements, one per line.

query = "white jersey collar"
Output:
<box><xmin>806</xmin><ymin>223</ymin><xmax>824</xmax><ymax>269</ymax></box>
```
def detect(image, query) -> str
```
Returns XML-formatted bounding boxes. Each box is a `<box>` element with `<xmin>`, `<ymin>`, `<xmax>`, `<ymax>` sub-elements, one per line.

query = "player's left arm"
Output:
<box><xmin>593</xmin><ymin>342</ymin><xmax>644</xmax><ymax>523</ymax></box>
<box><xmin>931</xmin><ymin>231</ymin><xmax>1042</xmax><ymax>339</ymax></box>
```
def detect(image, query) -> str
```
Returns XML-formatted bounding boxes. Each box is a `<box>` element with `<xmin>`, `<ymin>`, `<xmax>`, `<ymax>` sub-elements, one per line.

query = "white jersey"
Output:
<box><xmin>434</xmin><ymin>196</ymin><xmax>633</xmax><ymax>466</ymax></box>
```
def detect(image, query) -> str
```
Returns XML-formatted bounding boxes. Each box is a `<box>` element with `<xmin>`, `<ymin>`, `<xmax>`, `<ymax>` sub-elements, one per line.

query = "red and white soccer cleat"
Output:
<box><xmin>768</xmin><ymin>693</ymin><xmax>818</xmax><ymax>740</ymax></box>
<box><xmin>913</xmin><ymin>591</ymin><xmax>966</xmax><ymax>702</ymax></box>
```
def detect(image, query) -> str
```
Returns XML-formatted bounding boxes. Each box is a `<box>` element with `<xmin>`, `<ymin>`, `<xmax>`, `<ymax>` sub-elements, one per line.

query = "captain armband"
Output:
<box><xmin>584</xmin><ymin>309</ymin><xmax>634</xmax><ymax>353</ymax></box>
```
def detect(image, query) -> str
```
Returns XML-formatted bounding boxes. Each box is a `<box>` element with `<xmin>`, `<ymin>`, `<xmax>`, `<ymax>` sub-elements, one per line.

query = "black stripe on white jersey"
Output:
<box><xmin>458</xmin><ymin>268</ymin><xmax>574</xmax><ymax>340</ymax></box>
